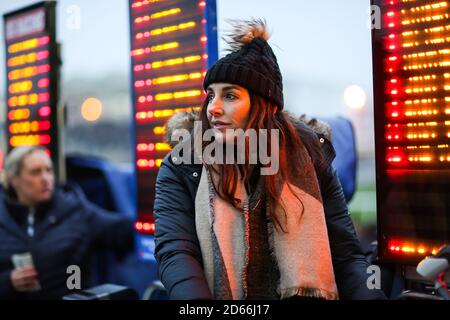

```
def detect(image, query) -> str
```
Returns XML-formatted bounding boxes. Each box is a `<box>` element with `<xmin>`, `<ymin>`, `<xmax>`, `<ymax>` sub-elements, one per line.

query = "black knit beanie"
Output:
<box><xmin>203</xmin><ymin>19</ymin><xmax>284</xmax><ymax>109</ymax></box>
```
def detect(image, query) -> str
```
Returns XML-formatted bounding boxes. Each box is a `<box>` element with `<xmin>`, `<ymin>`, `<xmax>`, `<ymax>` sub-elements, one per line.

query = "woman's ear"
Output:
<box><xmin>273</xmin><ymin>106</ymin><xmax>278</xmax><ymax>114</ymax></box>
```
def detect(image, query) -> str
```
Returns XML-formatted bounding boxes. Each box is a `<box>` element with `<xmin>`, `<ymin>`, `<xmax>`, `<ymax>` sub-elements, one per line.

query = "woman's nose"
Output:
<box><xmin>208</xmin><ymin>97</ymin><xmax>224</xmax><ymax>117</ymax></box>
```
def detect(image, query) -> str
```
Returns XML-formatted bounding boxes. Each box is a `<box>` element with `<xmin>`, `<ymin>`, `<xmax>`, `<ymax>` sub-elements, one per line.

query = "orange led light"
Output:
<box><xmin>7</xmin><ymin>50</ymin><xmax>49</xmax><ymax>67</ymax></box>
<box><xmin>8</xmin><ymin>64</ymin><xmax>50</xmax><ymax>81</ymax></box>
<box><xmin>388</xmin><ymin>239</ymin><xmax>443</xmax><ymax>256</ymax></box>
<box><xmin>153</xmin><ymin>126</ymin><xmax>166</xmax><ymax>134</ymax></box>
<box><xmin>8</xmin><ymin>36</ymin><xmax>49</xmax><ymax>54</ymax></box>
<box><xmin>10</xmin><ymin>134</ymin><xmax>51</xmax><ymax>147</ymax></box>
<box><xmin>136</xmin><ymin>158</ymin><xmax>163</xmax><ymax>168</ymax></box>
<box><xmin>8</xmin><ymin>80</ymin><xmax>33</xmax><ymax>94</ymax></box>
<box><xmin>9</xmin><ymin>121</ymin><xmax>51</xmax><ymax>134</ymax></box>
<box><xmin>137</xmin><ymin>143</ymin><xmax>171</xmax><ymax>152</ymax></box>
<box><xmin>135</xmin><ymin>107</ymin><xmax>201</xmax><ymax>121</ymax></box>
<box><xmin>8</xmin><ymin>109</ymin><xmax>30</xmax><ymax>121</ymax></box>
<box><xmin>402</xmin><ymin>14</ymin><xmax>449</xmax><ymax>26</ymax></box>
<box><xmin>131</xmin><ymin>0</ymin><xmax>161</xmax><ymax>9</ymax></box>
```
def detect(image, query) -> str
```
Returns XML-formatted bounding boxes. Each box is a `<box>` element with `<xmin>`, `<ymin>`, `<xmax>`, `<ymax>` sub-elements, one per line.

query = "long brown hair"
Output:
<box><xmin>199</xmin><ymin>92</ymin><xmax>326</xmax><ymax>232</ymax></box>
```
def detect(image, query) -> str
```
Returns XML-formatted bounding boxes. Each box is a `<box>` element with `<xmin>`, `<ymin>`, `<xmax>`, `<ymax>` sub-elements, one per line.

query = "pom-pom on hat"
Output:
<box><xmin>203</xmin><ymin>18</ymin><xmax>284</xmax><ymax>109</ymax></box>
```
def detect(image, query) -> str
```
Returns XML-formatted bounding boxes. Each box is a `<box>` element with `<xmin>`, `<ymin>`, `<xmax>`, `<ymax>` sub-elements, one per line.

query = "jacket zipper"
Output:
<box><xmin>27</xmin><ymin>208</ymin><xmax>35</xmax><ymax>237</ymax></box>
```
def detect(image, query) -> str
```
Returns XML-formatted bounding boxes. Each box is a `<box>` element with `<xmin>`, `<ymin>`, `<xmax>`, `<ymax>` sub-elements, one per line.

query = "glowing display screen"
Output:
<box><xmin>372</xmin><ymin>0</ymin><xmax>450</xmax><ymax>263</ymax></box>
<box><xmin>3</xmin><ymin>2</ymin><xmax>59</xmax><ymax>166</ymax></box>
<box><xmin>129</xmin><ymin>0</ymin><xmax>218</xmax><ymax>233</ymax></box>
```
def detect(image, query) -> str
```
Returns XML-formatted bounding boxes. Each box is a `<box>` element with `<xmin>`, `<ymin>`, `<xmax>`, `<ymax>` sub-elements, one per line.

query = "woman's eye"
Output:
<box><xmin>206</xmin><ymin>94</ymin><xmax>214</xmax><ymax>103</ymax></box>
<box><xmin>225</xmin><ymin>93</ymin><xmax>237</xmax><ymax>100</ymax></box>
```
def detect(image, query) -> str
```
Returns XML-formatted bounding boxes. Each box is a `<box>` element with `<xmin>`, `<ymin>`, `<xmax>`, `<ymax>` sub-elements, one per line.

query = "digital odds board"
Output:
<box><xmin>3</xmin><ymin>1</ymin><xmax>60</xmax><ymax>170</ymax></box>
<box><xmin>129</xmin><ymin>0</ymin><xmax>218</xmax><ymax>235</ymax></box>
<box><xmin>372</xmin><ymin>0</ymin><xmax>450</xmax><ymax>264</ymax></box>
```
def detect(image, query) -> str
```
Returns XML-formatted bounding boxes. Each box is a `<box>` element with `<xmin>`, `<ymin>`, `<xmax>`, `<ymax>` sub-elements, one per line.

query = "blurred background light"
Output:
<box><xmin>81</xmin><ymin>97</ymin><xmax>103</xmax><ymax>122</ymax></box>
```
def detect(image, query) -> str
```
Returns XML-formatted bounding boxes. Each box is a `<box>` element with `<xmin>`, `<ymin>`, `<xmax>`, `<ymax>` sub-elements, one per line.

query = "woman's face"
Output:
<box><xmin>206</xmin><ymin>83</ymin><xmax>251</xmax><ymax>143</ymax></box>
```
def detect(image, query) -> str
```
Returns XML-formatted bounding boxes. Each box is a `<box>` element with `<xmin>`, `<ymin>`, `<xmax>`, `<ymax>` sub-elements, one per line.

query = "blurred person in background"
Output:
<box><xmin>0</xmin><ymin>146</ymin><xmax>134</xmax><ymax>300</ymax></box>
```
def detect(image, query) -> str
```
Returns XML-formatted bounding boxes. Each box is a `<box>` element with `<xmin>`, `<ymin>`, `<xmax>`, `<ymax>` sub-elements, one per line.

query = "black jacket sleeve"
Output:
<box><xmin>319</xmin><ymin>164</ymin><xmax>387</xmax><ymax>300</ymax></box>
<box><xmin>154</xmin><ymin>158</ymin><xmax>212</xmax><ymax>300</ymax></box>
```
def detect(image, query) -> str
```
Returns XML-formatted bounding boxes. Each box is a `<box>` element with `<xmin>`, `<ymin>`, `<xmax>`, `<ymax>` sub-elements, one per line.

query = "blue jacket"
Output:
<box><xmin>154</xmin><ymin>118</ymin><xmax>387</xmax><ymax>300</ymax></box>
<box><xmin>0</xmin><ymin>184</ymin><xmax>134</xmax><ymax>299</ymax></box>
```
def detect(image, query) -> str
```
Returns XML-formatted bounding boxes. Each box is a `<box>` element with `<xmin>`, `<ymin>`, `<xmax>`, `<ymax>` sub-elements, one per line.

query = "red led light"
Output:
<box><xmin>200</xmin><ymin>36</ymin><xmax>207</xmax><ymax>42</ymax></box>
<box><xmin>39</xmin><ymin>121</ymin><xmax>51</xmax><ymax>131</ymax></box>
<box><xmin>38</xmin><ymin>92</ymin><xmax>50</xmax><ymax>103</ymax></box>
<box><xmin>38</xmin><ymin>36</ymin><xmax>50</xmax><ymax>46</ymax></box>
<box><xmin>38</xmin><ymin>78</ymin><xmax>50</xmax><ymax>88</ymax></box>
<box><xmin>37</xmin><ymin>50</ymin><xmax>49</xmax><ymax>60</ymax></box>
<box><xmin>387</xmin><ymin>239</ymin><xmax>444</xmax><ymax>256</ymax></box>
<box><xmin>40</xmin><ymin>134</ymin><xmax>51</xmax><ymax>145</ymax></box>
<box><xmin>135</xmin><ymin>221</ymin><xmax>155</xmax><ymax>234</ymax></box>
<box><xmin>199</xmin><ymin>1</ymin><xmax>206</xmax><ymax>7</ymax></box>
<box><xmin>37</xmin><ymin>64</ymin><xmax>50</xmax><ymax>73</ymax></box>
<box><xmin>38</xmin><ymin>106</ymin><xmax>51</xmax><ymax>117</ymax></box>
<box><xmin>137</xmin><ymin>143</ymin><xmax>155</xmax><ymax>152</ymax></box>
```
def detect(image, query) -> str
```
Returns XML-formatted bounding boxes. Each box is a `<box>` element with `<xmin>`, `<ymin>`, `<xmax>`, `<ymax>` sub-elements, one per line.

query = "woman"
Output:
<box><xmin>154</xmin><ymin>19</ymin><xmax>386</xmax><ymax>300</ymax></box>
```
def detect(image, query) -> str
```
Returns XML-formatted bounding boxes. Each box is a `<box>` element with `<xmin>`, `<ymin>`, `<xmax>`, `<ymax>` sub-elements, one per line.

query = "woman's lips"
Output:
<box><xmin>212</xmin><ymin>121</ymin><xmax>231</xmax><ymax>129</ymax></box>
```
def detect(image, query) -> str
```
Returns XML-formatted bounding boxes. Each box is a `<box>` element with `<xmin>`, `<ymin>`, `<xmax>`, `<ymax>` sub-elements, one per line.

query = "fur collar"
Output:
<box><xmin>164</xmin><ymin>110</ymin><xmax>332</xmax><ymax>148</ymax></box>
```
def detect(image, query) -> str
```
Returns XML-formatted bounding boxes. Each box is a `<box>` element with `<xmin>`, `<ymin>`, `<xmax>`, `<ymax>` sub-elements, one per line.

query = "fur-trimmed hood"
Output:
<box><xmin>164</xmin><ymin>110</ymin><xmax>332</xmax><ymax>148</ymax></box>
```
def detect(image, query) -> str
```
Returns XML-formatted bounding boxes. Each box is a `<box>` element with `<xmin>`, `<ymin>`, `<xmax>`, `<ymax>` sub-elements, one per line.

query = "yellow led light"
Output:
<box><xmin>149</xmin><ymin>21</ymin><xmax>196</xmax><ymax>36</ymax></box>
<box><xmin>174</xmin><ymin>90</ymin><xmax>202</xmax><ymax>99</ymax></box>
<box><xmin>8</xmin><ymin>52</ymin><xmax>37</xmax><ymax>67</ymax></box>
<box><xmin>402</xmin><ymin>14</ymin><xmax>449</xmax><ymax>26</ymax></box>
<box><xmin>8</xmin><ymin>80</ymin><xmax>33</xmax><ymax>94</ymax></box>
<box><xmin>8</xmin><ymin>66</ymin><xmax>37</xmax><ymax>81</ymax></box>
<box><xmin>8</xmin><ymin>38</ymin><xmax>38</xmax><ymax>54</ymax></box>
<box><xmin>153</xmin><ymin>126</ymin><xmax>166</xmax><ymax>134</ymax></box>
<box><xmin>151</xmin><ymin>72</ymin><xmax>203</xmax><ymax>85</ymax></box>
<box><xmin>409</xmin><ymin>74</ymin><xmax>437</xmax><ymax>81</ymax></box>
<box><xmin>150</xmin><ymin>42</ymin><xmax>179</xmax><ymax>52</ymax></box>
<box><xmin>184</xmin><ymin>55</ymin><xmax>202</xmax><ymax>63</ymax></box>
<box><xmin>405</xmin><ymin>86</ymin><xmax>437</xmax><ymax>93</ymax></box>
<box><xmin>8</xmin><ymin>109</ymin><xmax>30</xmax><ymax>121</ymax></box>
<box><xmin>10</xmin><ymin>135</ymin><xmax>40</xmax><ymax>147</ymax></box>
<box><xmin>155</xmin><ymin>143</ymin><xmax>171</xmax><ymax>151</ymax></box>
<box><xmin>8</xmin><ymin>93</ymin><xmax>39</xmax><ymax>107</ymax></box>
<box><xmin>155</xmin><ymin>93</ymin><xmax>173</xmax><ymax>101</ymax></box>
<box><xmin>155</xmin><ymin>90</ymin><xmax>201</xmax><ymax>101</ymax></box>
<box><xmin>150</xmin><ymin>8</ymin><xmax>181</xmax><ymax>19</ymax></box>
